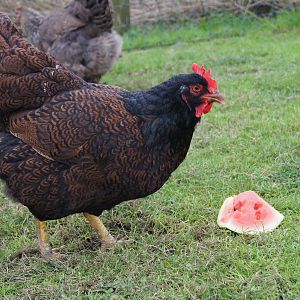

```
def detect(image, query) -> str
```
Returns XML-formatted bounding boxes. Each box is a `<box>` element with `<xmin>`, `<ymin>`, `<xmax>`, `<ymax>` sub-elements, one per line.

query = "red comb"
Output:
<box><xmin>192</xmin><ymin>63</ymin><xmax>218</xmax><ymax>93</ymax></box>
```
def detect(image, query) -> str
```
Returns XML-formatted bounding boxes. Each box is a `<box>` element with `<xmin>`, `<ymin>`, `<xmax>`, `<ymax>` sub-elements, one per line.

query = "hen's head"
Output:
<box><xmin>179</xmin><ymin>63</ymin><xmax>224</xmax><ymax>118</ymax></box>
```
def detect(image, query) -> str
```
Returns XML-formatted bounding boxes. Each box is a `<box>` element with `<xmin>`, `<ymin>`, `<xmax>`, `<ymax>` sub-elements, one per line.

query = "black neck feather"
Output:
<box><xmin>122</xmin><ymin>75</ymin><xmax>200</xmax><ymax>147</ymax></box>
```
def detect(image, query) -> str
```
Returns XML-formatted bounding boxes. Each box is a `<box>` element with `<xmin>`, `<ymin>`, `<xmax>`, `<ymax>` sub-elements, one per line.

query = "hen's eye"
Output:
<box><xmin>191</xmin><ymin>85</ymin><xmax>203</xmax><ymax>93</ymax></box>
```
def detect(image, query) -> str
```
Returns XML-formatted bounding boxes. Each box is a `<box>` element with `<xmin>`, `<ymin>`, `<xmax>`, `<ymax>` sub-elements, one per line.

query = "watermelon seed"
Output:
<box><xmin>255</xmin><ymin>211</ymin><xmax>262</xmax><ymax>220</ymax></box>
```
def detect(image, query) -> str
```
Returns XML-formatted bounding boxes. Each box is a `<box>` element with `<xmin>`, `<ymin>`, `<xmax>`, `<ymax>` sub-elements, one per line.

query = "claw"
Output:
<box><xmin>41</xmin><ymin>249</ymin><xmax>67</xmax><ymax>262</ymax></box>
<box><xmin>101</xmin><ymin>236</ymin><xmax>126</xmax><ymax>250</ymax></box>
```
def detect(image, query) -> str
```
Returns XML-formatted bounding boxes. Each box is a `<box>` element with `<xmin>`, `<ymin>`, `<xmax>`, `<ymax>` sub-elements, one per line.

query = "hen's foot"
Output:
<box><xmin>40</xmin><ymin>247</ymin><xmax>67</xmax><ymax>261</ymax></box>
<box><xmin>100</xmin><ymin>235</ymin><xmax>125</xmax><ymax>249</ymax></box>
<box><xmin>35</xmin><ymin>219</ymin><xmax>66</xmax><ymax>261</ymax></box>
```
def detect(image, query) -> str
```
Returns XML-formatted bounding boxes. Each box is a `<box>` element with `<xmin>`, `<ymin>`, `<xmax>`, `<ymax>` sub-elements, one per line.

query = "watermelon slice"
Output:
<box><xmin>217</xmin><ymin>191</ymin><xmax>284</xmax><ymax>234</ymax></box>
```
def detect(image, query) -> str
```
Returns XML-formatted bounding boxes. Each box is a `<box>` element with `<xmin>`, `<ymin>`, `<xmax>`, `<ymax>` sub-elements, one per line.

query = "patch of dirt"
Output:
<box><xmin>80</xmin><ymin>236</ymin><xmax>101</xmax><ymax>251</ymax></box>
<box><xmin>108</xmin><ymin>220</ymin><xmax>132</xmax><ymax>231</ymax></box>
<box><xmin>77</xmin><ymin>280</ymin><xmax>117</xmax><ymax>296</ymax></box>
<box><xmin>192</xmin><ymin>226</ymin><xmax>210</xmax><ymax>242</ymax></box>
<box><xmin>9</xmin><ymin>247</ymin><xmax>40</xmax><ymax>260</ymax></box>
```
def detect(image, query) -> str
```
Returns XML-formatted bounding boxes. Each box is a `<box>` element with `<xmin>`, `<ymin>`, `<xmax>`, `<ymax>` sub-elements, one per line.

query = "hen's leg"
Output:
<box><xmin>83</xmin><ymin>213</ymin><xmax>116</xmax><ymax>248</ymax></box>
<box><xmin>36</xmin><ymin>219</ymin><xmax>63</xmax><ymax>260</ymax></box>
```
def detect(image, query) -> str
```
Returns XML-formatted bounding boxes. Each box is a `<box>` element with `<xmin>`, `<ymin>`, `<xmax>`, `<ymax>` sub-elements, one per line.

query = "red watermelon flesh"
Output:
<box><xmin>217</xmin><ymin>191</ymin><xmax>284</xmax><ymax>234</ymax></box>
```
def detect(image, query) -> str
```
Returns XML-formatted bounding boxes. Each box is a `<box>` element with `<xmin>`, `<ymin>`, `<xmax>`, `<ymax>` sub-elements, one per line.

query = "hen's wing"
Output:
<box><xmin>8</xmin><ymin>85</ymin><xmax>129</xmax><ymax>161</ymax></box>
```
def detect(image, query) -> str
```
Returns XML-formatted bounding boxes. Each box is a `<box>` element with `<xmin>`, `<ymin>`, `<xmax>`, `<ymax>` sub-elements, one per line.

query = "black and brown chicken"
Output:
<box><xmin>0</xmin><ymin>13</ymin><xmax>224</xmax><ymax>259</ymax></box>
<box><xmin>15</xmin><ymin>0</ymin><xmax>123</xmax><ymax>82</ymax></box>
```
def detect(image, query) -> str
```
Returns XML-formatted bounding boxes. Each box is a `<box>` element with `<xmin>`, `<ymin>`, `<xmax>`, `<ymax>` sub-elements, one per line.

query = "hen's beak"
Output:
<box><xmin>202</xmin><ymin>92</ymin><xmax>225</xmax><ymax>104</ymax></box>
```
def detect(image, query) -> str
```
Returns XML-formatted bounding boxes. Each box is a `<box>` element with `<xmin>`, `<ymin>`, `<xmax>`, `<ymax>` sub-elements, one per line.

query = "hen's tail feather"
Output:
<box><xmin>88</xmin><ymin>0</ymin><xmax>114</xmax><ymax>31</ymax></box>
<box><xmin>67</xmin><ymin>0</ymin><xmax>114</xmax><ymax>33</ymax></box>
<box><xmin>0</xmin><ymin>13</ymin><xmax>86</xmax><ymax>112</ymax></box>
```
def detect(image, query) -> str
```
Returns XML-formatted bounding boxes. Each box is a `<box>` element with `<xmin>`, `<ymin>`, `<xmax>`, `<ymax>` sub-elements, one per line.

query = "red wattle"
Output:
<box><xmin>203</xmin><ymin>103</ymin><xmax>213</xmax><ymax>114</ymax></box>
<box><xmin>195</xmin><ymin>103</ymin><xmax>213</xmax><ymax>118</ymax></box>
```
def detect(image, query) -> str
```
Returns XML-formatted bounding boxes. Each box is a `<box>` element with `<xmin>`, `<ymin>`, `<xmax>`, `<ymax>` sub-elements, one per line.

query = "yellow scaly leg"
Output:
<box><xmin>36</xmin><ymin>219</ymin><xmax>63</xmax><ymax>260</ymax></box>
<box><xmin>83</xmin><ymin>213</ymin><xmax>117</xmax><ymax>248</ymax></box>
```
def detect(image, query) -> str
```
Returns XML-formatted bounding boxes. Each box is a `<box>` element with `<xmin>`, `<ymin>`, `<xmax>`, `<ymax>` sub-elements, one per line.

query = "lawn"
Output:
<box><xmin>1</xmin><ymin>9</ymin><xmax>300</xmax><ymax>299</ymax></box>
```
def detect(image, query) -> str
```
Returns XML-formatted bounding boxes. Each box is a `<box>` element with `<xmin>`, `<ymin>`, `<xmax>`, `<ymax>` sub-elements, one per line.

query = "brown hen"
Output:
<box><xmin>0</xmin><ymin>13</ymin><xmax>224</xmax><ymax>259</ymax></box>
<box><xmin>15</xmin><ymin>0</ymin><xmax>122</xmax><ymax>82</ymax></box>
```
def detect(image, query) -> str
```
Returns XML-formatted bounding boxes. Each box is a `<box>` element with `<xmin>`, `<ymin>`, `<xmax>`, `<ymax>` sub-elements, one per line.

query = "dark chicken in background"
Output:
<box><xmin>0</xmin><ymin>13</ymin><xmax>224</xmax><ymax>259</ymax></box>
<box><xmin>15</xmin><ymin>0</ymin><xmax>122</xmax><ymax>82</ymax></box>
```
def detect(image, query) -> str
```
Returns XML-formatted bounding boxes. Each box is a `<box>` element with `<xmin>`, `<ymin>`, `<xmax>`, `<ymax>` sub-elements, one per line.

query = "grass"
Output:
<box><xmin>122</xmin><ymin>9</ymin><xmax>300</xmax><ymax>50</ymax></box>
<box><xmin>1</xmin><ymin>9</ymin><xmax>300</xmax><ymax>300</ymax></box>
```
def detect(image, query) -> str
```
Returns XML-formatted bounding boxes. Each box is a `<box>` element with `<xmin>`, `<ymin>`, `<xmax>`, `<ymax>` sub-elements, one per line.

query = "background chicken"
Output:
<box><xmin>0</xmin><ymin>13</ymin><xmax>223</xmax><ymax>259</ymax></box>
<box><xmin>15</xmin><ymin>0</ymin><xmax>123</xmax><ymax>82</ymax></box>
